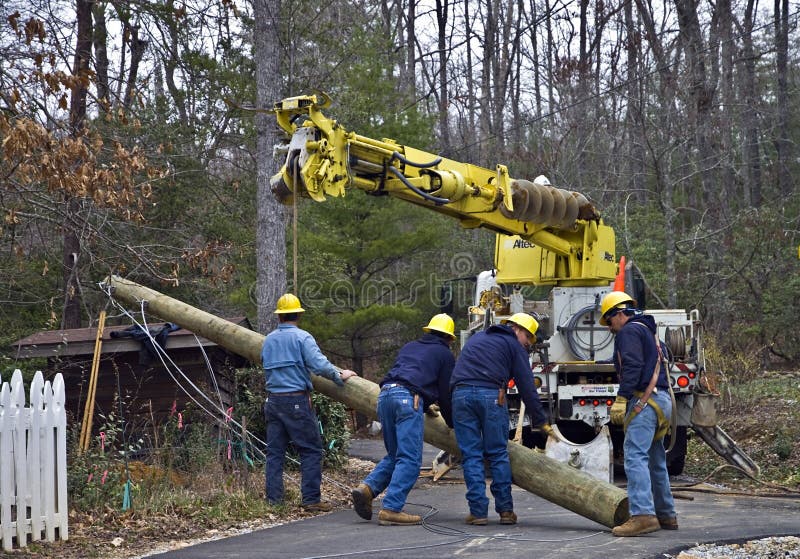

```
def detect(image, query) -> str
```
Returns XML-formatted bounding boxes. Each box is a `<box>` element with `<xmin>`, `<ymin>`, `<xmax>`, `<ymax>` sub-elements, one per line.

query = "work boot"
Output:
<box><xmin>658</xmin><ymin>516</ymin><xmax>679</xmax><ymax>530</ymax></box>
<box><xmin>464</xmin><ymin>514</ymin><xmax>488</xmax><ymax>526</ymax></box>
<box><xmin>351</xmin><ymin>483</ymin><xmax>375</xmax><ymax>520</ymax></box>
<box><xmin>611</xmin><ymin>515</ymin><xmax>660</xmax><ymax>537</ymax></box>
<box><xmin>378</xmin><ymin>509</ymin><xmax>422</xmax><ymax>526</ymax></box>
<box><xmin>302</xmin><ymin>501</ymin><xmax>333</xmax><ymax>513</ymax></box>
<box><xmin>499</xmin><ymin>511</ymin><xmax>517</xmax><ymax>525</ymax></box>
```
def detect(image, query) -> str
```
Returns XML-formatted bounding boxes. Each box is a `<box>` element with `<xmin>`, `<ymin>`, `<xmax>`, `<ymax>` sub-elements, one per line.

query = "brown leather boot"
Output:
<box><xmin>658</xmin><ymin>516</ymin><xmax>679</xmax><ymax>530</ymax></box>
<box><xmin>378</xmin><ymin>509</ymin><xmax>422</xmax><ymax>526</ymax></box>
<box><xmin>302</xmin><ymin>501</ymin><xmax>333</xmax><ymax>512</ymax></box>
<box><xmin>351</xmin><ymin>483</ymin><xmax>374</xmax><ymax>520</ymax></box>
<box><xmin>611</xmin><ymin>515</ymin><xmax>660</xmax><ymax>537</ymax></box>
<box><xmin>464</xmin><ymin>514</ymin><xmax>488</xmax><ymax>525</ymax></box>
<box><xmin>499</xmin><ymin>511</ymin><xmax>517</xmax><ymax>525</ymax></box>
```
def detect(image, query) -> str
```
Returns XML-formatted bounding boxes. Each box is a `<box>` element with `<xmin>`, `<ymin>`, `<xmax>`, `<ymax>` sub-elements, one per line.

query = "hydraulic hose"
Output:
<box><xmin>387</xmin><ymin>151</ymin><xmax>453</xmax><ymax>206</ymax></box>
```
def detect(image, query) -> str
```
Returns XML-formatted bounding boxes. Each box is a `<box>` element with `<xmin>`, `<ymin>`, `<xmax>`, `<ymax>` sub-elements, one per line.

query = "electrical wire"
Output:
<box><xmin>192</xmin><ymin>332</ymin><xmax>226</xmax><ymax>413</ymax></box>
<box><xmin>294</xmin><ymin>501</ymin><xmax>604</xmax><ymax>559</ymax></box>
<box><xmin>99</xmin><ymin>282</ymin><xmax>366</xmax><ymax>494</ymax></box>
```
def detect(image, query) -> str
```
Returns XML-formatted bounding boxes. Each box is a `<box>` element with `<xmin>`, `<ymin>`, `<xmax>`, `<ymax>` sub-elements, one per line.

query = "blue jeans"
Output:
<box><xmin>452</xmin><ymin>385</ymin><xmax>513</xmax><ymax>517</ymax></box>
<box><xmin>363</xmin><ymin>386</ymin><xmax>424</xmax><ymax>512</ymax></box>
<box><xmin>264</xmin><ymin>393</ymin><xmax>323</xmax><ymax>505</ymax></box>
<box><xmin>623</xmin><ymin>389</ymin><xmax>676</xmax><ymax>518</ymax></box>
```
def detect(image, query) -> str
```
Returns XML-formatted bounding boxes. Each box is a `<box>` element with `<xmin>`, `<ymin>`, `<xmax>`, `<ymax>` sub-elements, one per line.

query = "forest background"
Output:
<box><xmin>0</xmin><ymin>0</ymin><xmax>799</xmax><ymax>555</ymax></box>
<box><xmin>1</xmin><ymin>0</ymin><xmax>798</xmax><ymax>375</ymax></box>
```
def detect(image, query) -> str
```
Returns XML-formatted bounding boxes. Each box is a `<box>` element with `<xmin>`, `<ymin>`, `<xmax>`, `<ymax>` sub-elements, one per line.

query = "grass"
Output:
<box><xmin>685</xmin><ymin>373</ymin><xmax>800</xmax><ymax>491</ymax></box>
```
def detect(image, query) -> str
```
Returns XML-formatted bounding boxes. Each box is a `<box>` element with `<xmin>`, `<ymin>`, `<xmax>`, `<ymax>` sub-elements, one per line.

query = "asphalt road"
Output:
<box><xmin>146</xmin><ymin>440</ymin><xmax>800</xmax><ymax>559</ymax></box>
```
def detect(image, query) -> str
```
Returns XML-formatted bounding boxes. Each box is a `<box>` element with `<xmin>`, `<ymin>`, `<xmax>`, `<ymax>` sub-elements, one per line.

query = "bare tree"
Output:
<box><xmin>624</xmin><ymin>0</ymin><xmax>646</xmax><ymax>204</ymax></box>
<box><xmin>737</xmin><ymin>0</ymin><xmax>763</xmax><ymax>207</ymax></box>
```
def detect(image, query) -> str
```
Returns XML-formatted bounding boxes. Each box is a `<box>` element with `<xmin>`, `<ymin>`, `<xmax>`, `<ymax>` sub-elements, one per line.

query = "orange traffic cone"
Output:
<box><xmin>613</xmin><ymin>255</ymin><xmax>626</xmax><ymax>292</ymax></box>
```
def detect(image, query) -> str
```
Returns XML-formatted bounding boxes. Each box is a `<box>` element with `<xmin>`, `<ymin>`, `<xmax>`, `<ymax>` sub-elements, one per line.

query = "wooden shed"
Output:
<box><xmin>12</xmin><ymin>317</ymin><xmax>256</xmax><ymax>437</ymax></box>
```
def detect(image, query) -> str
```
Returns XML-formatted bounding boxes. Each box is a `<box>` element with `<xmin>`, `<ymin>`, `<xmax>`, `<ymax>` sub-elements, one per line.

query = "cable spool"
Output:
<box><xmin>562</xmin><ymin>305</ymin><xmax>614</xmax><ymax>361</ymax></box>
<box><xmin>665</xmin><ymin>327</ymin><xmax>686</xmax><ymax>360</ymax></box>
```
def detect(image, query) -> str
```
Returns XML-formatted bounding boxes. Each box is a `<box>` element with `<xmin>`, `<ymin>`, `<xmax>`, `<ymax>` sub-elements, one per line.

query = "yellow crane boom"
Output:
<box><xmin>271</xmin><ymin>93</ymin><xmax>616</xmax><ymax>287</ymax></box>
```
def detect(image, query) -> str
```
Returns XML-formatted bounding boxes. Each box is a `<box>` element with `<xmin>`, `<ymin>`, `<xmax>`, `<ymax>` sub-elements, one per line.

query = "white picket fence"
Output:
<box><xmin>0</xmin><ymin>370</ymin><xmax>68</xmax><ymax>551</ymax></box>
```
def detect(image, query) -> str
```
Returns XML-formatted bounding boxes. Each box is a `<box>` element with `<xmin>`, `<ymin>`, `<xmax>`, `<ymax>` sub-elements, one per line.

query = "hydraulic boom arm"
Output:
<box><xmin>271</xmin><ymin>94</ymin><xmax>616</xmax><ymax>286</ymax></box>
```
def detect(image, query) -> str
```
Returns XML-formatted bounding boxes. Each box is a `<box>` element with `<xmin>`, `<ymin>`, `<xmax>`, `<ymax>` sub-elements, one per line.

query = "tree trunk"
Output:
<box><xmin>435</xmin><ymin>0</ymin><xmax>450</xmax><ymax>155</ymax></box>
<box><xmin>404</xmin><ymin>0</ymin><xmax>417</xmax><ymax>100</ymax></box>
<box><xmin>717</xmin><ymin>0</ymin><xmax>734</xmax><ymax>217</ymax></box>
<box><xmin>63</xmin><ymin>0</ymin><xmax>93</xmax><ymax>329</ymax></box>
<box><xmin>105</xmin><ymin>275</ymin><xmax>630</xmax><ymax>529</ymax></box>
<box><xmin>92</xmin><ymin>1</ymin><xmax>110</xmax><ymax>112</ymax></box>
<box><xmin>479</xmin><ymin>0</ymin><xmax>497</xmax><ymax>164</ymax></box>
<box><xmin>740</xmin><ymin>0</ymin><xmax>762</xmax><ymax>207</ymax></box>
<box><xmin>774</xmin><ymin>0</ymin><xmax>792</xmax><ymax>198</ymax></box>
<box><xmin>529</xmin><ymin>0</ymin><xmax>542</xmax><ymax>119</ymax></box>
<box><xmin>253</xmin><ymin>0</ymin><xmax>287</xmax><ymax>334</ymax></box>
<box><xmin>464</xmin><ymin>0</ymin><xmax>477</xmax><ymax>163</ymax></box>
<box><xmin>624</xmin><ymin>0</ymin><xmax>645</xmax><ymax>204</ymax></box>
<box><xmin>159</xmin><ymin>0</ymin><xmax>188</xmax><ymax>127</ymax></box>
<box><xmin>674</xmin><ymin>0</ymin><xmax>729</xmax><ymax>330</ymax></box>
<box><xmin>122</xmin><ymin>25</ymin><xmax>147</xmax><ymax>111</ymax></box>
<box><xmin>544</xmin><ymin>0</ymin><xmax>555</xmax><ymax>111</ymax></box>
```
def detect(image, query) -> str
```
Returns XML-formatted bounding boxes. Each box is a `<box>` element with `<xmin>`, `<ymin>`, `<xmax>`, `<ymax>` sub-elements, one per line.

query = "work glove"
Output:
<box><xmin>541</xmin><ymin>423</ymin><xmax>555</xmax><ymax>438</ymax></box>
<box><xmin>425</xmin><ymin>404</ymin><xmax>440</xmax><ymax>417</ymax></box>
<box><xmin>610</xmin><ymin>396</ymin><xmax>627</xmax><ymax>425</ymax></box>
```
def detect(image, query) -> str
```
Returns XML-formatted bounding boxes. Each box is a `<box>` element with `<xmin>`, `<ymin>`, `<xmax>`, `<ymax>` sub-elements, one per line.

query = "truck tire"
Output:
<box><xmin>665</xmin><ymin>426</ymin><xmax>688</xmax><ymax>476</ymax></box>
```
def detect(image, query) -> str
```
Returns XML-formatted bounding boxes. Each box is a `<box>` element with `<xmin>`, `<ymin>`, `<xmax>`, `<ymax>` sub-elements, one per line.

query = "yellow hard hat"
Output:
<box><xmin>423</xmin><ymin>313</ymin><xmax>456</xmax><ymax>339</ymax></box>
<box><xmin>501</xmin><ymin>313</ymin><xmax>539</xmax><ymax>338</ymax></box>
<box><xmin>274</xmin><ymin>293</ymin><xmax>305</xmax><ymax>314</ymax></box>
<box><xmin>599</xmin><ymin>291</ymin><xmax>636</xmax><ymax>325</ymax></box>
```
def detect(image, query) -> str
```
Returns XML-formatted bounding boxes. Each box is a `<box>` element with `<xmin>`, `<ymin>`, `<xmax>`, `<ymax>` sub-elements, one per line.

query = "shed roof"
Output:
<box><xmin>12</xmin><ymin>317</ymin><xmax>254</xmax><ymax>361</ymax></box>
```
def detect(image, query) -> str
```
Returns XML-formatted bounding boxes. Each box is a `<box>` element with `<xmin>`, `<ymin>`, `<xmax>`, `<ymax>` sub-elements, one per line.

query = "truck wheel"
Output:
<box><xmin>666</xmin><ymin>426</ymin><xmax>688</xmax><ymax>476</ymax></box>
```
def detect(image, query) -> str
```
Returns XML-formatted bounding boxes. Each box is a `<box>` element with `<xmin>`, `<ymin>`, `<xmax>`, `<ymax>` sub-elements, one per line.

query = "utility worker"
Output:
<box><xmin>449</xmin><ymin>313</ymin><xmax>552</xmax><ymax>526</ymax></box>
<box><xmin>262</xmin><ymin>293</ymin><xmax>357</xmax><ymax>511</ymax></box>
<box><xmin>600</xmin><ymin>291</ymin><xmax>677</xmax><ymax>536</ymax></box>
<box><xmin>351</xmin><ymin>314</ymin><xmax>456</xmax><ymax>526</ymax></box>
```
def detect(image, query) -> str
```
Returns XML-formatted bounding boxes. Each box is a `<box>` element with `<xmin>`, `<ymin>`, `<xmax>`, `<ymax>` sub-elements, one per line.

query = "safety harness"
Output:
<box><xmin>621</xmin><ymin>322</ymin><xmax>677</xmax><ymax>446</ymax></box>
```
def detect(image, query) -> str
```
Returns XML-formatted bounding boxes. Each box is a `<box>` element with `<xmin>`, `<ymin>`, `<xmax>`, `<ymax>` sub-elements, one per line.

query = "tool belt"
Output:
<box><xmin>269</xmin><ymin>390</ymin><xmax>309</xmax><ymax>397</ymax></box>
<box><xmin>624</xmin><ymin>390</ymin><xmax>670</xmax><ymax>441</ymax></box>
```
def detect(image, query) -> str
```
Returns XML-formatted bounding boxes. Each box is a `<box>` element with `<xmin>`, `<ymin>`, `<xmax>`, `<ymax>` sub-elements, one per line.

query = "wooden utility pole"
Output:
<box><xmin>103</xmin><ymin>275</ymin><xmax>629</xmax><ymax>528</ymax></box>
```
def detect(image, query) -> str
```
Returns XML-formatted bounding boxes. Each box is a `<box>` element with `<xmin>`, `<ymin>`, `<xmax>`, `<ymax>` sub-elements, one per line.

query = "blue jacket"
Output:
<box><xmin>381</xmin><ymin>333</ymin><xmax>455</xmax><ymax>427</ymax></box>
<box><xmin>450</xmin><ymin>324</ymin><xmax>547</xmax><ymax>427</ymax></box>
<box><xmin>261</xmin><ymin>323</ymin><xmax>343</xmax><ymax>393</ymax></box>
<box><xmin>613</xmin><ymin>314</ymin><xmax>670</xmax><ymax>399</ymax></box>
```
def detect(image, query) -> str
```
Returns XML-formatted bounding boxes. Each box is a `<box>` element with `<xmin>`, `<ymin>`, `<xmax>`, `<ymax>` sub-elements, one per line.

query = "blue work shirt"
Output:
<box><xmin>262</xmin><ymin>323</ymin><xmax>343</xmax><ymax>393</ymax></box>
<box><xmin>450</xmin><ymin>323</ymin><xmax>547</xmax><ymax>427</ymax></box>
<box><xmin>613</xmin><ymin>314</ymin><xmax>670</xmax><ymax>399</ymax></box>
<box><xmin>381</xmin><ymin>333</ymin><xmax>455</xmax><ymax>427</ymax></box>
